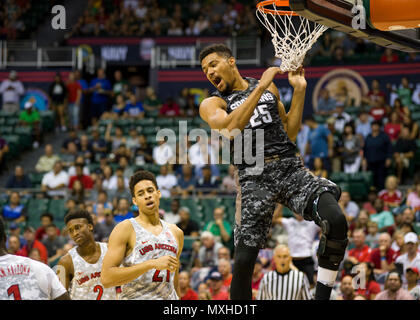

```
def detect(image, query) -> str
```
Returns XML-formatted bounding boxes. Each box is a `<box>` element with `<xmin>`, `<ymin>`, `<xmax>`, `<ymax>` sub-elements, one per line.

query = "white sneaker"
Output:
<box><xmin>33</xmin><ymin>141</ymin><xmax>39</xmax><ymax>148</ymax></box>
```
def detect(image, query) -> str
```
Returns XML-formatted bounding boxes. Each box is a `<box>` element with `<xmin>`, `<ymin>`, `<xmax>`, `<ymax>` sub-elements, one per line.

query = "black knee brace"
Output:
<box><xmin>311</xmin><ymin>192</ymin><xmax>348</xmax><ymax>271</ymax></box>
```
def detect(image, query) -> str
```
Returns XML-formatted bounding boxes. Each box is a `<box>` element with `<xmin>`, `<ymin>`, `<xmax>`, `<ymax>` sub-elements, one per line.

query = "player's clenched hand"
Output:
<box><xmin>288</xmin><ymin>67</ymin><xmax>307</xmax><ymax>91</ymax></box>
<box><xmin>257</xmin><ymin>67</ymin><xmax>283</xmax><ymax>91</ymax></box>
<box><xmin>154</xmin><ymin>255</ymin><xmax>179</xmax><ymax>272</ymax></box>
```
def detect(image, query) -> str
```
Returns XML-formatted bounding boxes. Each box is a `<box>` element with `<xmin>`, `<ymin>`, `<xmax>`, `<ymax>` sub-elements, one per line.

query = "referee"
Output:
<box><xmin>257</xmin><ymin>245</ymin><xmax>311</xmax><ymax>300</ymax></box>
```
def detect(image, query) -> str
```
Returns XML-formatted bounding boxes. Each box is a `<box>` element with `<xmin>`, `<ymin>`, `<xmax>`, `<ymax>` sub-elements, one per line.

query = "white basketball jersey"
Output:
<box><xmin>119</xmin><ymin>218</ymin><xmax>179</xmax><ymax>300</ymax></box>
<box><xmin>0</xmin><ymin>254</ymin><xmax>67</xmax><ymax>300</ymax></box>
<box><xmin>69</xmin><ymin>242</ymin><xmax>117</xmax><ymax>300</ymax></box>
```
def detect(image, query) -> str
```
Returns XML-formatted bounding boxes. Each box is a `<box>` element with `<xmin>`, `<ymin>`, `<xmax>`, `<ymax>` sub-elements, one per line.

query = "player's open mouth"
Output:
<box><xmin>146</xmin><ymin>201</ymin><xmax>155</xmax><ymax>209</ymax></box>
<box><xmin>213</xmin><ymin>76</ymin><xmax>223</xmax><ymax>90</ymax></box>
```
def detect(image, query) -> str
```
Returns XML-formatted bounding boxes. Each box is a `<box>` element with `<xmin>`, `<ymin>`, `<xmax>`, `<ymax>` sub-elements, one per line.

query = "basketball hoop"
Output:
<box><xmin>256</xmin><ymin>0</ymin><xmax>328</xmax><ymax>72</ymax></box>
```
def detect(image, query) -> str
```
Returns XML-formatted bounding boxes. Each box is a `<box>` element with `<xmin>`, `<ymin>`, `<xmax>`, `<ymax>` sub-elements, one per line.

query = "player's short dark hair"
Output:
<box><xmin>0</xmin><ymin>217</ymin><xmax>6</xmax><ymax>243</ymax></box>
<box><xmin>129</xmin><ymin>170</ymin><xmax>158</xmax><ymax>197</ymax></box>
<box><xmin>199</xmin><ymin>44</ymin><xmax>233</xmax><ymax>63</ymax></box>
<box><xmin>64</xmin><ymin>209</ymin><xmax>93</xmax><ymax>226</ymax></box>
<box><xmin>41</xmin><ymin>212</ymin><xmax>54</xmax><ymax>221</ymax></box>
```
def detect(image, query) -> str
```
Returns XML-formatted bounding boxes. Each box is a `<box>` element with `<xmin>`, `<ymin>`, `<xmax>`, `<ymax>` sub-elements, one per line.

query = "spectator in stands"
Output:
<box><xmin>370</xmin><ymin>198</ymin><xmax>395</xmax><ymax>232</ymax></box>
<box><xmin>125</xmin><ymin>127</ymin><xmax>139</xmax><ymax>157</ymax></box>
<box><xmin>88</xmin><ymin>68</ymin><xmax>112</xmax><ymax>124</ymax></box>
<box><xmin>316</xmin><ymin>32</ymin><xmax>337</xmax><ymax>58</ymax></box>
<box><xmin>354</xmin><ymin>262</ymin><xmax>381</xmax><ymax>300</ymax></box>
<box><xmin>378</xmin><ymin>175</ymin><xmax>403</xmax><ymax>210</ymax></box>
<box><xmin>196</xmin><ymin>165</ymin><xmax>220</xmax><ymax>197</ymax></box>
<box><xmin>402</xmin><ymin>113</ymin><xmax>419</xmax><ymax>140</ymax></box>
<box><xmin>332</xmin><ymin>46</ymin><xmax>347</xmax><ymax>65</ymax></box>
<box><xmin>366</xmin><ymin>221</ymin><xmax>380</xmax><ymax>248</ymax></box>
<box><xmin>197</xmin><ymin>282</ymin><xmax>212</xmax><ymax>300</ymax></box>
<box><xmin>0</xmin><ymin>70</ymin><xmax>24</xmax><ymax>113</ymax></box>
<box><xmin>108</xmin><ymin>198</ymin><xmax>131</xmax><ymax>223</ymax></box>
<box><xmin>42</xmin><ymin>223</ymin><xmax>66</xmax><ymax>264</ymax></box>
<box><xmin>406</xmin><ymin>267</ymin><xmax>420</xmax><ymax>300</ymax></box>
<box><xmin>68</xmin><ymin>164</ymin><xmax>94</xmax><ymax>190</ymax></box>
<box><xmin>153</xmin><ymin>138</ymin><xmax>175</xmax><ymax>165</ymax></box>
<box><xmin>336</xmin><ymin>275</ymin><xmax>356</xmax><ymax>300</ymax></box>
<box><xmin>6</xmin><ymin>234</ymin><xmax>22</xmax><ymax>255</ymax></box>
<box><xmin>163</xmin><ymin>199</ymin><xmax>181</xmax><ymax>225</ymax></box>
<box><xmin>92</xmin><ymin>190</ymin><xmax>113</xmax><ymax>215</ymax></box>
<box><xmin>384</xmin><ymin>111</ymin><xmax>402</xmax><ymax>142</ymax></box>
<box><xmin>28</xmin><ymin>248</ymin><xmax>43</xmax><ymax>263</ymax></box>
<box><xmin>380</xmin><ymin>48</ymin><xmax>399</xmax><ymax>64</ymax></box>
<box><xmin>19</xmin><ymin>100</ymin><xmax>41</xmax><ymax>148</ymax></box>
<box><xmin>207</xmin><ymin>271</ymin><xmax>229</xmax><ymax>300</ymax></box>
<box><xmin>1</xmin><ymin>191</ymin><xmax>26</xmax><ymax>224</ymax></box>
<box><xmin>375</xmin><ymin>271</ymin><xmax>413</xmax><ymax>300</ymax></box>
<box><xmin>67</xmin><ymin>155</ymin><xmax>89</xmax><ymax>177</ymax></box>
<box><xmin>347</xmin><ymin>229</ymin><xmax>372</xmax><ymax>265</ymax></box>
<box><xmin>35</xmin><ymin>144</ymin><xmax>60</xmax><ymax>173</ymax></box>
<box><xmin>179</xmin><ymin>271</ymin><xmax>198</xmax><ymax>300</ymax></box>
<box><xmin>363</xmin><ymin>188</ymin><xmax>378</xmax><ymax>215</ymax></box>
<box><xmin>368</xmin><ymin>96</ymin><xmax>387</xmax><ymax>123</ymax></box>
<box><xmin>156</xmin><ymin>164</ymin><xmax>177</xmax><ymax>198</ymax></box>
<box><xmin>19</xmin><ymin>226</ymin><xmax>48</xmax><ymax>264</ymax></box>
<box><xmin>188</xmin><ymin>136</ymin><xmax>219</xmax><ymax>178</ymax></box>
<box><xmin>79</xmin><ymin>134</ymin><xmax>93</xmax><ymax>164</ymax></box>
<box><xmin>203</xmin><ymin>207</ymin><xmax>232</xmax><ymax>250</ymax></box>
<box><xmin>117</xmin><ymin>156</ymin><xmax>134</xmax><ymax>180</ymax></box>
<box><xmin>332</xmin><ymin>105</ymin><xmax>352</xmax><ymax>134</ymax></box>
<box><xmin>70</xmin><ymin>180</ymin><xmax>87</xmax><ymax>204</ymax></box>
<box><xmin>35</xmin><ymin>213</ymin><xmax>59</xmax><ymax>242</ymax></box>
<box><xmin>134</xmin><ymin>134</ymin><xmax>153</xmax><ymax>165</ymax></box>
<box><xmin>159</xmin><ymin>97</ymin><xmax>181</xmax><ymax>117</ymax></box>
<box><xmin>197</xmin><ymin>231</ymin><xmax>224</xmax><ymax>268</ymax></box>
<box><xmin>5</xmin><ymin>165</ymin><xmax>31</xmax><ymax>189</ymax></box>
<box><xmin>316</xmin><ymin>88</ymin><xmax>337</xmax><ymax>115</ymax></box>
<box><xmin>393</xmin><ymin>98</ymin><xmax>410</xmax><ymax>121</ymax></box>
<box><xmin>362</xmin><ymin>79</ymin><xmax>386</xmax><ymax>107</ymax></box>
<box><xmin>221</xmin><ymin>164</ymin><xmax>237</xmax><ymax>194</ymax></box>
<box><xmin>406</xmin><ymin>180</ymin><xmax>420</xmax><ymax>214</ymax></box>
<box><xmin>370</xmin><ymin>232</ymin><xmax>398</xmax><ymax>277</ymax></box>
<box><xmin>338</xmin><ymin>191</ymin><xmax>360</xmax><ymax>223</ymax></box>
<box><xmin>362</xmin><ymin>120</ymin><xmax>392</xmax><ymax>190</ymax></box>
<box><xmin>412</xmin><ymin>83</ymin><xmax>420</xmax><ymax>105</ymax></box>
<box><xmin>175</xmin><ymin>164</ymin><xmax>197</xmax><ymax>197</ymax></box>
<box><xmin>176</xmin><ymin>206</ymin><xmax>199</xmax><ymax>237</ymax></box>
<box><xmin>49</xmin><ymin>73</ymin><xmax>68</xmax><ymax>132</ymax></box>
<box><xmin>355</xmin><ymin>110</ymin><xmax>372</xmax><ymax>140</ymax></box>
<box><xmin>60</xmin><ymin>141</ymin><xmax>79</xmax><ymax>169</ymax></box>
<box><xmin>396</xmin><ymin>77</ymin><xmax>413</xmax><ymax>107</ymax></box>
<box><xmin>395</xmin><ymin>232</ymin><xmax>420</xmax><ymax>283</ymax></box>
<box><xmin>7</xmin><ymin>222</ymin><xmax>25</xmax><ymax>248</ymax></box>
<box><xmin>61</xmin><ymin>129</ymin><xmax>80</xmax><ymax>154</ymax></box>
<box><xmin>66</xmin><ymin>71</ymin><xmax>82</xmax><ymax>130</ymax></box>
<box><xmin>105</xmin><ymin>123</ymin><xmax>125</xmax><ymax>153</ymax></box>
<box><xmin>90</xmin><ymin>128</ymin><xmax>107</xmax><ymax>162</ymax></box>
<box><xmin>251</xmin><ymin>258</ymin><xmax>265</xmax><ymax>299</ymax></box>
<box><xmin>349</xmin><ymin>209</ymin><xmax>370</xmax><ymax>237</ymax></box>
<box><xmin>143</xmin><ymin>86</ymin><xmax>162</xmax><ymax>114</ymax></box>
<box><xmin>123</xmin><ymin>92</ymin><xmax>145</xmax><ymax>119</ymax></box>
<box><xmin>41</xmin><ymin>160</ymin><xmax>69</xmax><ymax>198</ymax></box>
<box><xmin>112</xmin><ymin>70</ymin><xmax>128</xmax><ymax>97</ymax></box>
<box><xmin>304</xmin><ymin>115</ymin><xmax>333</xmax><ymax>172</ymax></box>
<box><xmin>340</xmin><ymin>123</ymin><xmax>363</xmax><ymax>174</ymax></box>
<box><xmin>101</xmin><ymin>165</ymin><xmax>114</xmax><ymax>191</ymax></box>
<box><xmin>393</xmin><ymin>126</ymin><xmax>417</xmax><ymax>183</ymax></box>
<box><xmin>217</xmin><ymin>258</ymin><xmax>233</xmax><ymax>291</ymax></box>
<box><xmin>93</xmin><ymin>208</ymin><xmax>115</xmax><ymax>242</ymax></box>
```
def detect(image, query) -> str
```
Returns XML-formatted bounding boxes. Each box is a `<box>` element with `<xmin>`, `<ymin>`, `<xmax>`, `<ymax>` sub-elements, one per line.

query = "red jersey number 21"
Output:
<box><xmin>152</xmin><ymin>270</ymin><xmax>170</xmax><ymax>282</ymax></box>
<box><xmin>7</xmin><ymin>284</ymin><xmax>22</xmax><ymax>300</ymax></box>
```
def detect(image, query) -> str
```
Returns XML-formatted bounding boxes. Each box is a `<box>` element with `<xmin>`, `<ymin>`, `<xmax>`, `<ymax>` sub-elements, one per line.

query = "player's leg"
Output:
<box><xmin>230</xmin><ymin>171</ymin><xmax>276</xmax><ymax>300</ymax></box>
<box><xmin>279</xmin><ymin>156</ymin><xmax>348</xmax><ymax>300</ymax></box>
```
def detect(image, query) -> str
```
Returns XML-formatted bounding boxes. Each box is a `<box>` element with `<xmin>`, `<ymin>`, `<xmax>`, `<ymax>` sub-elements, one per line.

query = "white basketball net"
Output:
<box><xmin>256</xmin><ymin>4</ymin><xmax>328</xmax><ymax>72</ymax></box>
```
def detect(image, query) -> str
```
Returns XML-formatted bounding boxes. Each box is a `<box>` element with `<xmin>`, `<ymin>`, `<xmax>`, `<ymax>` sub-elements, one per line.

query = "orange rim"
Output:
<box><xmin>256</xmin><ymin>0</ymin><xmax>298</xmax><ymax>16</ymax></box>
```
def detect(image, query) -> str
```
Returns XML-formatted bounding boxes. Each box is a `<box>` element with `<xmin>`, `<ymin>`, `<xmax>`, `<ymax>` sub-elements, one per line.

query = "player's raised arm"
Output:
<box><xmin>101</xmin><ymin>221</ymin><xmax>178</xmax><ymax>288</ymax></box>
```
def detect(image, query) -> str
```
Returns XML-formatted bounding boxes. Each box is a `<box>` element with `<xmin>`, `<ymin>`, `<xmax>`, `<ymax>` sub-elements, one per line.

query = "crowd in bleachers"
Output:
<box><xmin>1</xmin><ymin>62</ymin><xmax>420</xmax><ymax>299</ymax></box>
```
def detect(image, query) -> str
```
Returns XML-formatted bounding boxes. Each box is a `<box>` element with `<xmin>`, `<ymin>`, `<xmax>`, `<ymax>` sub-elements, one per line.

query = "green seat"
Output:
<box><xmin>0</xmin><ymin>126</ymin><xmax>14</xmax><ymax>134</ymax></box>
<box><xmin>142</xmin><ymin>126</ymin><xmax>158</xmax><ymax>135</ymax></box>
<box><xmin>159</xmin><ymin>198</ymin><xmax>172</xmax><ymax>212</ymax></box>
<box><xmin>26</xmin><ymin>198</ymin><xmax>50</xmax><ymax>229</ymax></box>
<box><xmin>48</xmin><ymin>199</ymin><xmax>67</xmax><ymax>222</ymax></box>
<box><xmin>155</xmin><ymin>118</ymin><xmax>174</xmax><ymax>127</ymax></box>
<box><xmin>330</xmin><ymin>172</ymin><xmax>349</xmax><ymax>183</ymax></box>
<box><xmin>183</xmin><ymin>236</ymin><xmax>199</xmax><ymax>251</ymax></box>
<box><xmin>28</xmin><ymin>172</ymin><xmax>44</xmax><ymax>187</ymax></box>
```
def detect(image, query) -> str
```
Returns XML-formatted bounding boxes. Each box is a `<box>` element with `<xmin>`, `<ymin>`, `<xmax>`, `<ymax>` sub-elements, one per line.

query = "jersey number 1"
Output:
<box><xmin>7</xmin><ymin>284</ymin><xmax>22</xmax><ymax>300</ymax></box>
<box><xmin>152</xmin><ymin>270</ymin><xmax>170</xmax><ymax>282</ymax></box>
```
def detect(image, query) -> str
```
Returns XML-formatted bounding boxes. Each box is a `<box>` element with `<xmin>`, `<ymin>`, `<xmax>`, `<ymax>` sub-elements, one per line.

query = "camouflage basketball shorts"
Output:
<box><xmin>234</xmin><ymin>154</ymin><xmax>341</xmax><ymax>249</ymax></box>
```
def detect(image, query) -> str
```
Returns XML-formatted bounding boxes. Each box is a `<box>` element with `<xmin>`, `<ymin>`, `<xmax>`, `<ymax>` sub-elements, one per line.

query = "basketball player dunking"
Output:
<box><xmin>199</xmin><ymin>44</ymin><xmax>348</xmax><ymax>300</ymax></box>
<box><xmin>101</xmin><ymin>170</ymin><xmax>184</xmax><ymax>300</ymax></box>
<box><xmin>0</xmin><ymin>217</ymin><xmax>69</xmax><ymax>300</ymax></box>
<box><xmin>56</xmin><ymin>210</ymin><xmax>118</xmax><ymax>300</ymax></box>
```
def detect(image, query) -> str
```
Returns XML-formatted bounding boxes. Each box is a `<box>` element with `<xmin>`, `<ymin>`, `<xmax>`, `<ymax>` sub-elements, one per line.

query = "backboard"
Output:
<box><xmin>289</xmin><ymin>0</ymin><xmax>420</xmax><ymax>52</ymax></box>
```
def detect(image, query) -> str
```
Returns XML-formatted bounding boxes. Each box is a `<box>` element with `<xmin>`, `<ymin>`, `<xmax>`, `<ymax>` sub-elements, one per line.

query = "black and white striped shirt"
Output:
<box><xmin>257</xmin><ymin>269</ymin><xmax>312</xmax><ymax>300</ymax></box>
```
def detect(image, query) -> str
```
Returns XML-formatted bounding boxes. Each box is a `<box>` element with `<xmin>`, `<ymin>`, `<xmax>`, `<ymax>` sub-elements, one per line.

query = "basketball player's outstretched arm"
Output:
<box><xmin>285</xmin><ymin>68</ymin><xmax>307</xmax><ymax>141</ymax></box>
<box><xmin>200</xmin><ymin>67</ymin><xmax>283</xmax><ymax>137</ymax></box>
<box><xmin>101</xmin><ymin>221</ymin><xmax>179</xmax><ymax>288</ymax></box>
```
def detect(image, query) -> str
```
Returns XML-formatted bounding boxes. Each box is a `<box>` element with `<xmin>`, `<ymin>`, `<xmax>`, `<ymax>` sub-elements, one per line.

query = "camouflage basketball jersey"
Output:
<box><xmin>0</xmin><ymin>254</ymin><xmax>67</xmax><ymax>300</ymax></box>
<box><xmin>211</xmin><ymin>77</ymin><xmax>297</xmax><ymax>167</ymax></box>
<box><xmin>119</xmin><ymin>218</ymin><xmax>179</xmax><ymax>300</ymax></box>
<box><xmin>69</xmin><ymin>242</ymin><xmax>117</xmax><ymax>300</ymax></box>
